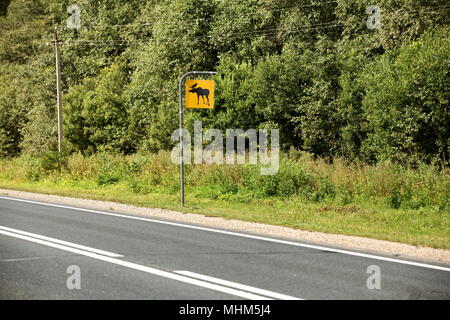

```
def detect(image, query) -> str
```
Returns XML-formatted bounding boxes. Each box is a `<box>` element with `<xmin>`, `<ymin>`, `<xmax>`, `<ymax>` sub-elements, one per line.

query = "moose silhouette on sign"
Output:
<box><xmin>188</xmin><ymin>83</ymin><xmax>210</xmax><ymax>106</ymax></box>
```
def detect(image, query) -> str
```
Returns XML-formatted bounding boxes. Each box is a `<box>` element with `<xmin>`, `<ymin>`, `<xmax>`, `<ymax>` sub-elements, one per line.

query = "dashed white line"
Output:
<box><xmin>175</xmin><ymin>270</ymin><xmax>302</xmax><ymax>300</ymax></box>
<box><xmin>0</xmin><ymin>227</ymin><xmax>298</xmax><ymax>300</ymax></box>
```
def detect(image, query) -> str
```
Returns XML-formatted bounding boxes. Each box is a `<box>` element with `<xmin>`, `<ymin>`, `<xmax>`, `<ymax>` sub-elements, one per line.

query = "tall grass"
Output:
<box><xmin>1</xmin><ymin>151</ymin><xmax>448</xmax><ymax>211</ymax></box>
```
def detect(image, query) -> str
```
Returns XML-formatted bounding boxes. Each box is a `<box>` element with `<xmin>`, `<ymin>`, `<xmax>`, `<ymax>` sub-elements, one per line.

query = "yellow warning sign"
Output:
<box><xmin>185</xmin><ymin>80</ymin><xmax>215</xmax><ymax>109</ymax></box>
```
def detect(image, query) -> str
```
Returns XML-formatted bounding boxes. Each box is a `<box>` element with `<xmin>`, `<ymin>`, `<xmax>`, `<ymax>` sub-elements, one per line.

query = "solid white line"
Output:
<box><xmin>0</xmin><ymin>225</ymin><xmax>123</xmax><ymax>258</ymax></box>
<box><xmin>175</xmin><ymin>270</ymin><xmax>302</xmax><ymax>300</ymax></box>
<box><xmin>0</xmin><ymin>228</ymin><xmax>273</xmax><ymax>300</ymax></box>
<box><xmin>1</xmin><ymin>196</ymin><xmax>449</xmax><ymax>272</ymax></box>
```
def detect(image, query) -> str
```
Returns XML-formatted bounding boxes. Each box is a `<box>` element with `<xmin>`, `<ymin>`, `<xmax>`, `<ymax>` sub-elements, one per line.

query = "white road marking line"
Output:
<box><xmin>1</xmin><ymin>256</ymin><xmax>59</xmax><ymax>262</ymax></box>
<box><xmin>1</xmin><ymin>196</ymin><xmax>449</xmax><ymax>272</ymax></box>
<box><xmin>0</xmin><ymin>225</ymin><xmax>123</xmax><ymax>258</ymax></box>
<box><xmin>175</xmin><ymin>270</ymin><xmax>302</xmax><ymax>300</ymax></box>
<box><xmin>0</xmin><ymin>228</ymin><xmax>277</xmax><ymax>300</ymax></box>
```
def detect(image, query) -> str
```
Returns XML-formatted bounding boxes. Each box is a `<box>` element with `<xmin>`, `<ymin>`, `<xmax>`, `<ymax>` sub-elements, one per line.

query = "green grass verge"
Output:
<box><xmin>0</xmin><ymin>151</ymin><xmax>449</xmax><ymax>249</ymax></box>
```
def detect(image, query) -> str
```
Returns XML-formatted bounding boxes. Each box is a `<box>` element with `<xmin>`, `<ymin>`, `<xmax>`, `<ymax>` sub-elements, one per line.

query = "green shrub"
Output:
<box><xmin>243</xmin><ymin>159</ymin><xmax>313</xmax><ymax>199</ymax></box>
<box><xmin>39</xmin><ymin>149</ymin><xmax>69</xmax><ymax>173</ymax></box>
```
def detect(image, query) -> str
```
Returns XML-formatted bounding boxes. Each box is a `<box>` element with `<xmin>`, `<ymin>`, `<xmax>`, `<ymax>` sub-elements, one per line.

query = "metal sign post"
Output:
<box><xmin>179</xmin><ymin>71</ymin><xmax>217</xmax><ymax>206</ymax></box>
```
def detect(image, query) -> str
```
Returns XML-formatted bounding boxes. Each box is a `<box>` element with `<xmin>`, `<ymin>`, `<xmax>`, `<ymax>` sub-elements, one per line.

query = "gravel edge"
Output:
<box><xmin>1</xmin><ymin>188</ymin><xmax>449</xmax><ymax>265</ymax></box>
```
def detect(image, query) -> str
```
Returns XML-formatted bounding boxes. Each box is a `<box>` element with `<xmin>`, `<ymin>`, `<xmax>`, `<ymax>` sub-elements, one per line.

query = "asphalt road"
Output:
<box><xmin>0</xmin><ymin>196</ymin><xmax>449</xmax><ymax>300</ymax></box>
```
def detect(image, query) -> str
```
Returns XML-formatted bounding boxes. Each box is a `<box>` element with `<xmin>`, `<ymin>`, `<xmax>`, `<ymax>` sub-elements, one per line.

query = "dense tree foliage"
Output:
<box><xmin>0</xmin><ymin>0</ymin><xmax>449</xmax><ymax>165</ymax></box>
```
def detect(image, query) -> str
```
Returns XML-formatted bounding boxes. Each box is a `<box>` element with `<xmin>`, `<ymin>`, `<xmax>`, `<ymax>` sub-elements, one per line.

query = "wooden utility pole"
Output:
<box><xmin>54</xmin><ymin>29</ymin><xmax>63</xmax><ymax>152</ymax></box>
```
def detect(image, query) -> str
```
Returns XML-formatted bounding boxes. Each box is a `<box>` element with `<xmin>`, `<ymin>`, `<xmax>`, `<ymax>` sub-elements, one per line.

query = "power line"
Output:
<box><xmin>57</xmin><ymin>5</ymin><xmax>450</xmax><ymax>48</ymax></box>
<box><xmin>76</xmin><ymin>1</ymin><xmax>340</xmax><ymax>29</ymax></box>
<box><xmin>68</xmin><ymin>2</ymin><xmax>449</xmax><ymax>30</ymax></box>
<box><xmin>31</xmin><ymin>3</ymin><xmax>448</xmax><ymax>49</ymax></box>
<box><xmin>398</xmin><ymin>3</ymin><xmax>450</xmax><ymax>14</ymax></box>
<box><xmin>60</xmin><ymin>18</ymin><xmax>346</xmax><ymax>43</ymax></box>
<box><xmin>60</xmin><ymin>21</ymin><xmax>347</xmax><ymax>47</ymax></box>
